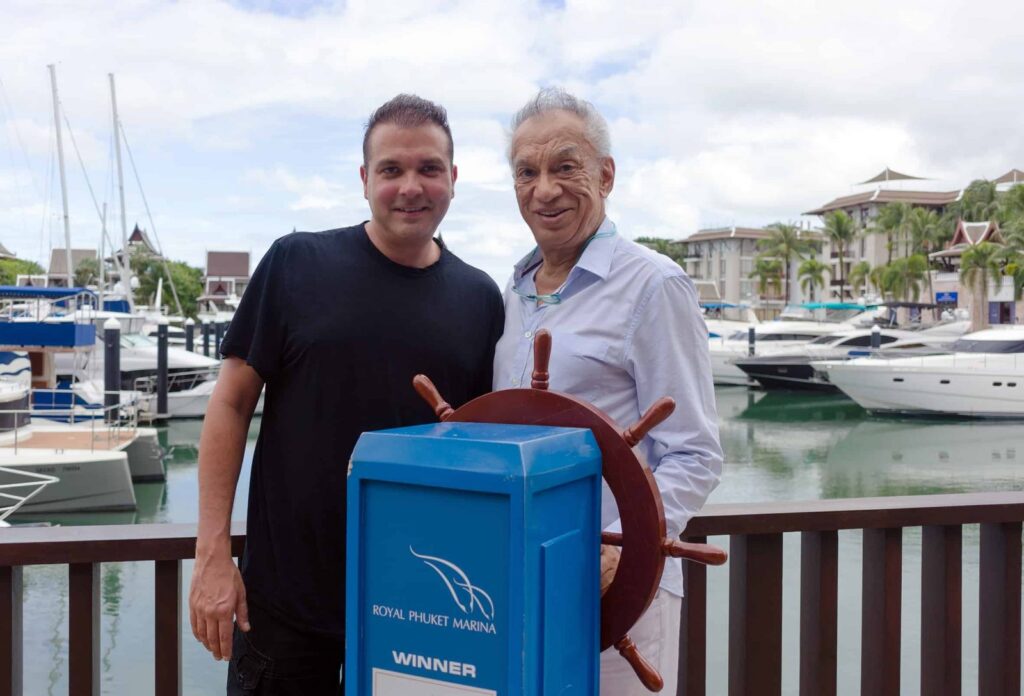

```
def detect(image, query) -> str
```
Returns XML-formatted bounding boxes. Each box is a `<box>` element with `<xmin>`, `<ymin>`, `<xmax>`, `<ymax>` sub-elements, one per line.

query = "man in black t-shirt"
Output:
<box><xmin>188</xmin><ymin>95</ymin><xmax>504</xmax><ymax>695</ymax></box>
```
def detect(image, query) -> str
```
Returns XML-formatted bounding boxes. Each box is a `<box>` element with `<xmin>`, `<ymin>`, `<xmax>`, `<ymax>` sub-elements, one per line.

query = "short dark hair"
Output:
<box><xmin>362</xmin><ymin>94</ymin><xmax>454</xmax><ymax>165</ymax></box>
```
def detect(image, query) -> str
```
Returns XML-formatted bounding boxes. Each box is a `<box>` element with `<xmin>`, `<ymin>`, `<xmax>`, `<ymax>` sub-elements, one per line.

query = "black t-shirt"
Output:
<box><xmin>220</xmin><ymin>223</ymin><xmax>504</xmax><ymax>638</ymax></box>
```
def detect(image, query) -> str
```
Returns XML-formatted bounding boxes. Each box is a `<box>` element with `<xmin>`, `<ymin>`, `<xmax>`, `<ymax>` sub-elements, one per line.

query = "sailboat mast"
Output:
<box><xmin>109</xmin><ymin>73</ymin><xmax>132</xmax><ymax>309</ymax></box>
<box><xmin>47</xmin><ymin>64</ymin><xmax>74</xmax><ymax>288</ymax></box>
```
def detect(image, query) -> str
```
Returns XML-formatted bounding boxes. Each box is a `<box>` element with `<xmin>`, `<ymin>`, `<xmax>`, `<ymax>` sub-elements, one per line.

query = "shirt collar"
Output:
<box><xmin>512</xmin><ymin>217</ymin><xmax>618</xmax><ymax>285</ymax></box>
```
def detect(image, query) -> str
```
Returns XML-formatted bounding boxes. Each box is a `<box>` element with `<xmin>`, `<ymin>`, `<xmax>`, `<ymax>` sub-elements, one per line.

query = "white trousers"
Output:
<box><xmin>599</xmin><ymin>590</ymin><xmax>681</xmax><ymax>696</ymax></box>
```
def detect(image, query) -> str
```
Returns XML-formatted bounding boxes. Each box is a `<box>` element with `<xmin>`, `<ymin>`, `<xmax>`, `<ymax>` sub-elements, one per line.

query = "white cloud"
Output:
<box><xmin>1</xmin><ymin>0</ymin><xmax>1023</xmax><ymax>282</ymax></box>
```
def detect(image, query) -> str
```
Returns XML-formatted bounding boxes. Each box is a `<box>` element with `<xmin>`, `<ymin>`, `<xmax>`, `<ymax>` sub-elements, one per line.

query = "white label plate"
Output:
<box><xmin>372</xmin><ymin>668</ymin><xmax>497</xmax><ymax>696</ymax></box>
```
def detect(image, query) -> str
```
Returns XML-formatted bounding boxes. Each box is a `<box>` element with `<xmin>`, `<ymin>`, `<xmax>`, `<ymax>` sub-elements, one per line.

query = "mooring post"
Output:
<box><xmin>202</xmin><ymin>321</ymin><xmax>210</xmax><ymax>357</ymax></box>
<box><xmin>103</xmin><ymin>318</ymin><xmax>120</xmax><ymax>424</ymax></box>
<box><xmin>184</xmin><ymin>317</ymin><xmax>195</xmax><ymax>353</ymax></box>
<box><xmin>871</xmin><ymin>325</ymin><xmax>881</xmax><ymax>350</ymax></box>
<box><xmin>157</xmin><ymin>317</ymin><xmax>169</xmax><ymax>418</ymax></box>
<box><xmin>748</xmin><ymin>327</ymin><xmax>756</xmax><ymax>357</ymax></box>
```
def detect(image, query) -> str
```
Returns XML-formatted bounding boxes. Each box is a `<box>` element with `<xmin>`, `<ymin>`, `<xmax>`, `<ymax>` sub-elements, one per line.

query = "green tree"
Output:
<box><xmin>1005</xmin><ymin>251</ymin><xmax>1024</xmax><ymax>302</ymax></box>
<box><xmin>959</xmin><ymin>241</ymin><xmax>1004</xmax><ymax>331</ymax></box>
<box><xmin>749</xmin><ymin>257</ymin><xmax>783</xmax><ymax>299</ymax></box>
<box><xmin>130</xmin><ymin>250</ymin><xmax>204</xmax><ymax>318</ymax></box>
<box><xmin>870</xmin><ymin>202</ymin><xmax>911</xmax><ymax>264</ymax></box>
<box><xmin>880</xmin><ymin>255</ymin><xmax>928</xmax><ymax>302</ymax></box>
<box><xmin>797</xmin><ymin>258</ymin><xmax>828</xmax><ymax>301</ymax></box>
<box><xmin>954</xmin><ymin>179</ymin><xmax>1000</xmax><ymax>221</ymax></box>
<box><xmin>848</xmin><ymin>261</ymin><xmax>872</xmax><ymax>298</ymax></box>
<box><xmin>0</xmin><ymin>258</ymin><xmax>45</xmax><ymax>286</ymax></box>
<box><xmin>635</xmin><ymin>237</ymin><xmax>687</xmax><ymax>266</ymax></box>
<box><xmin>822</xmin><ymin>210</ymin><xmax>858</xmax><ymax>301</ymax></box>
<box><xmin>757</xmin><ymin>223</ymin><xmax>816</xmax><ymax>303</ymax></box>
<box><xmin>73</xmin><ymin>256</ymin><xmax>100</xmax><ymax>288</ymax></box>
<box><xmin>906</xmin><ymin>207</ymin><xmax>942</xmax><ymax>306</ymax></box>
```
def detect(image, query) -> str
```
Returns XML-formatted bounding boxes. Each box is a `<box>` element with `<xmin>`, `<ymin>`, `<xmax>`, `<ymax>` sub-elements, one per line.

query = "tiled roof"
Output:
<box><xmin>48</xmin><ymin>248</ymin><xmax>97</xmax><ymax>275</ymax></box>
<box><xmin>993</xmin><ymin>169</ymin><xmax>1024</xmax><ymax>185</ymax></box>
<box><xmin>804</xmin><ymin>188</ymin><xmax>961</xmax><ymax>216</ymax></box>
<box><xmin>685</xmin><ymin>226</ymin><xmax>772</xmax><ymax>242</ymax></box>
<box><xmin>206</xmin><ymin>251</ymin><xmax>250</xmax><ymax>278</ymax></box>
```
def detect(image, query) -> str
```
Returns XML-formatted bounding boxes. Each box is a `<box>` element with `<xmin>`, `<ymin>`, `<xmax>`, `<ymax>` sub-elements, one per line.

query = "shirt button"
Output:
<box><xmin>524</xmin><ymin>330</ymin><xmax>533</xmax><ymax>338</ymax></box>
<box><xmin>511</xmin><ymin>377</ymin><xmax>520</xmax><ymax>386</ymax></box>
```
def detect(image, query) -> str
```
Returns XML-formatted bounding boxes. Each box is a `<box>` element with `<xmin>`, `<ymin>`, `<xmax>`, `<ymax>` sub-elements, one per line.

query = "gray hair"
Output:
<box><xmin>507</xmin><ymin>87</ymin><xmax>611</xmax><ymax>164</ymax></box>
<box><xmin>363</xmin><ymin>94</ymin><xmax>454</xmax><ymax>165</ymax></box>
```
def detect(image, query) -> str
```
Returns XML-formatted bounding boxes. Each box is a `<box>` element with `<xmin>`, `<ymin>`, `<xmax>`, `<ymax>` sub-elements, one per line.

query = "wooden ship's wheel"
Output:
<box><xmin>413</xmin><ymin>329</ymin><xmax>727</xmax><ymax>692</ymax></box>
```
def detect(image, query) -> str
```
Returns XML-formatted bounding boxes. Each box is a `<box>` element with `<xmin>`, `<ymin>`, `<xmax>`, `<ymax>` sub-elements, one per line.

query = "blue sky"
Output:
<box><xmin>2</xmin><ymin>0</ymin><xmax>1023</xmax><ymax>284</ymax></box>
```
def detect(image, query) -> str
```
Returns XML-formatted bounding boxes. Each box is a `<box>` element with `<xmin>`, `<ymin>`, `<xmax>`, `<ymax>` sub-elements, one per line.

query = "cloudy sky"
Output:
<box><xmin>2</xmin><ymin>0</ymin><xmax>1022</xmax><ymax>283</ymax></box>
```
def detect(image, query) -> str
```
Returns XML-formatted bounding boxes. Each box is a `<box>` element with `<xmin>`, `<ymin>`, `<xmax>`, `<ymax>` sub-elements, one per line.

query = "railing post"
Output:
<box><xmin>861</xmin><ymin>527</ymin><xmax>902</xmax><ymax>696</ymax></box>
<box><xmin>155</xmin><ymin>560</ymin><xmax>182</xmax><ymax>696</ymax></box>
<box><xmin>202</xmin><ymin>321</ymin><xmax>210</xmax><ymax>357</ymax></box>
<box><xmin>0</xmin><ymin>567</ymin><xmax>22</xmax><ymax>696</ymax></box>
<box><xmin>979</xmin><ymin>521</ymin><xmax>1022</xmax><ymax>696</ymax></box>
<box><xmin>921</xmin><ymin>525</ymin><xmax>961</xmax><ymax>696</ymax></box>
<box><xmin>800</xmin><ymin>530</ymin><xmax>837</xmax><ymax>696</ymax></box>
<box><xmin>729</xmin><ymin>533</ymin><xmax>782</xmax><ymax>696</ymax></box>
<box><xmin>69</xmin><ymin>562</ymin><xmax>100</xmax><ymax>696</ymax></box>
<box><xmin>679</xmin><ymin>535</ymin><xmax>708</xmax><ymax>696</ymax></box>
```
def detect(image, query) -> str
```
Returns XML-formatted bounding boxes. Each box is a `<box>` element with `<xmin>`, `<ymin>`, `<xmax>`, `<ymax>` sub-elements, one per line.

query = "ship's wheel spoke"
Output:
<box><xmin>622</xmin><ymin>397</ymin><xmax>675</xmax><ymax>447</ymax></box>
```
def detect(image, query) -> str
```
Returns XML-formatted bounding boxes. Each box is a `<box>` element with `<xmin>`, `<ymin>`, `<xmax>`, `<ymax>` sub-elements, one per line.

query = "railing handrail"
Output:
<box><xmin>2</xmin><ymin>491</ymin><xmax>1023</xmax><ymax>564</ymax></box>
<box><xmin>685</xmin><ymin>491</ymin><xmax>1024</xmax><ymax>536</ymax></box>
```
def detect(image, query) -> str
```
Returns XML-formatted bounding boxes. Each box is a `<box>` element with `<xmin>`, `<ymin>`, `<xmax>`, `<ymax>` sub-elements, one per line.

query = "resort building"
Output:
<box><xmin>200</xmin><ymin>250</ymin><xmax>250</xmax><ymax>311</ymax></box>
<box><xmin>681</xmin><ymin>226</ymin><xmax>822</xmax><ymax>315</ymax></box>
<box><xmin>803</xmin><ymin>169</ymin><xmax>962</xmax><ymax>300</ymax></box>
<box><xmin>930</xmin><ymin>220</ymin><xmax>1018</xmax><ymax>324</ymax></box>
<box><xmin>0</xmin><ymin>242</ymin><xmax>14</xmax><ymax>260</ymax></box>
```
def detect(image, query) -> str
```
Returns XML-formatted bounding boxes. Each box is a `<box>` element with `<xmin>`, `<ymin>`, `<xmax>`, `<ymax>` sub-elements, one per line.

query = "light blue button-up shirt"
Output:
<box><xmin>493</xmin><ymin>218</ymin><xmax>723</xmax><ymax>596</ymax></box>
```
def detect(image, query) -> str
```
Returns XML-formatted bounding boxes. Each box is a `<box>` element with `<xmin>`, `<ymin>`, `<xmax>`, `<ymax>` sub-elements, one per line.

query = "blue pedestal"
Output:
<box><xmin>346</xmin><ymin>421</ymin><xmax>602</xmax><ymax>696</ymax></box>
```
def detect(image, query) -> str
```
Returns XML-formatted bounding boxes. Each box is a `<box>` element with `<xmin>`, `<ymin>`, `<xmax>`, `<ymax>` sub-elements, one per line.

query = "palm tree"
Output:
<box><xmin>848</xmin><ymin>261</ymin><xmax>872</xmax><ymax>299</ymax></box>
<box><xmin>1005</xmin><ymin>250</ymin><xmax>1024</xmax><ymax>303</ymax></box>
<box><xmin>959</xmin><ymin>242</ymin><xmax>1005</xmax><ymax>331</ymax></box>
<box><xmin>798</xmin><ymin>258</ymin><xmax>828</xmax><ymax>301</ymax></box>
<box><xmin>750</xmin><ymin>257</ymin><xmax>783</xmax><ymax>300</ymax></box>
<box><xmin>870</xmin><ymin>202</ymin><xmax>911</xmax><ymax>263</ymax></box>
<box><xmin>822</xmin><ymin>210</ymin><xmax>858</xmax><ymax>301</ymax></box>
<box><xmin>757</xmin><ymin>223</ymin><xmax>816</xmax><ymax>304</ymax></box>
<box><xmin>880</xmin><ymin>255</ymin><xmax>928</xmax><ymax>302</ymax></box>
<box><xmin>906</xmin><ymin>207</ymin><xmax>942</xmax><ymax>309</ymax></box>
<box><xmin>953</xmin><ymin>179</ymin><xmax>1000</xmax><ymax>221</ymax></box>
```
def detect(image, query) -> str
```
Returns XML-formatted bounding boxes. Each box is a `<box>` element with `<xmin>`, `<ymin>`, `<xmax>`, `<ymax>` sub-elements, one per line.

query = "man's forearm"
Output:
<box><xmin>196</xmin><ymin>397</ymin><xmax>252</xmax><ymax>555</ymax></box>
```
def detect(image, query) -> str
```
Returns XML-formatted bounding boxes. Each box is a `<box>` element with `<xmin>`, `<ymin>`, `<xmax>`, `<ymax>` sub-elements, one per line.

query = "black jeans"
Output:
<box><xmin>226</xmin><ymin>602</ymin><xmax>344</xmax><ymax>695</ymax></box>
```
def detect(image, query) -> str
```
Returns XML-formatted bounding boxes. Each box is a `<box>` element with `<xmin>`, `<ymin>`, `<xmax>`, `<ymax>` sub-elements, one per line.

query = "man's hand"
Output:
<box><xmin>189</xmin><ymin>547</ymin><xmax>250</xmax><ymax>661</ymax></box>
<box><xmin>600</xmin><ymin>544</ymin><xmax>621</xmax><ymax>596</ymax></box>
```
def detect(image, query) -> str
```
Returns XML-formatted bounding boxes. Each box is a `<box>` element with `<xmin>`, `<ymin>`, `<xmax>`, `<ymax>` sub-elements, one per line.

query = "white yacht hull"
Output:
<box><xmin>28</xmin><ymin>423</ymin><xmax>166</xmax><ymax>482</ymax></box>
<box><xmin>0</xmin><ymin>449</ymin><xmax>135</xmax><ymax>513</ymax></box>
<box><xmin>139</xmin><ymin>380</ymin><xmax>264</xmax><ymax>419</ymax></box>
<box><xmin>817</xmin><ymin>357</ymin><xmax>1024</xmax><ymax>418</ymax></box>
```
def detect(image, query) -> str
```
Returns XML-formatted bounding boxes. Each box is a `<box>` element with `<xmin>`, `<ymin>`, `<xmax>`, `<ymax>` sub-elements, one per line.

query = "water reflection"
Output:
<box><xmin>823</xmin><ymin>420</ymin><xmax>1024</xmax><ymax>498</ymax></box>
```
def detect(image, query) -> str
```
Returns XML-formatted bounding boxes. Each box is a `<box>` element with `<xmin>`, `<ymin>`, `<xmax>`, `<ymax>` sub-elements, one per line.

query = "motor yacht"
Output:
<box><xmin>812</xmin><ymin>327</ymin><xmax>1024</xmax><ymax>417</ymax></box>
<box><xmin>733</xmin><ymin>322</ymin><xmax>969</xmax><ymax>391</ymax></box>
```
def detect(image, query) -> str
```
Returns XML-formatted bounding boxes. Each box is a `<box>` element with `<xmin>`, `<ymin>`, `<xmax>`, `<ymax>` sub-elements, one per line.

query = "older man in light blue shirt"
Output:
<box><xmin>494</xmin><ymin>87</ymin><xmax>722</xmax><ymax>695</ymax></box>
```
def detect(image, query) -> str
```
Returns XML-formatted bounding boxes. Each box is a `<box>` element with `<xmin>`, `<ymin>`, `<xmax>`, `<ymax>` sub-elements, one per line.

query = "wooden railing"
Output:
<box><xmin>680</xmin><ymin>492</ymin><xmax>1024</xmax><ymax>696</ymax></box>
<box><xmin>0</xmin><ymin>493</ymin><xmax>1022</xmax><ymax>695</ymax></box>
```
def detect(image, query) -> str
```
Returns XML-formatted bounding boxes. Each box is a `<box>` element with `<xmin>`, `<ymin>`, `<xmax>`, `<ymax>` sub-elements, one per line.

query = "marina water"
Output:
<box><xmin>14</xmin><ymin>387</ymin><xmax>1024</xmax><ymax>694</ymax></box>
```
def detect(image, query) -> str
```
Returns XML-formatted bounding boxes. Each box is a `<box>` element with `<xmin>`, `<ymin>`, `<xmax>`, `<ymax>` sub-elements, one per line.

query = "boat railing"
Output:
<box><xmin>0</xmin><ymin>390</ymin><xmax>140</xmax><ymax>453</ymax></box>
<box><xmin>0</xmin><ymin>468</ymin><xmax>58</xmax><ymax>523</ymax></box>
<box><xmin>0</xmin><ymin>290</ymin><xmax>98</xmax><ymax>324</ymax></box>
<box><xmin>131</xmin><ymin>366</ymin><xmax>219</xmax><ymax>396</ymax></box>
<box><xmin>0</xmin><ymin>492</ymin><xmax>1020</xmax><ymax>695</ymax></box>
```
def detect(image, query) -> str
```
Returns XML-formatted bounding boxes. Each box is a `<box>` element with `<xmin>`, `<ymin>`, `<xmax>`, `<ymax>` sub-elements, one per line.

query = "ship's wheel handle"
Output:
<box><xmin>412</xmin><ymin>375</ymin><xmax>454</xmax><ymax>421</ymax></box>
<box><xmin>531</xmin><ymin>329</ymin><xmax>551</xmax><ymax>390</ymax></box>
<box><xmin>615</xmin><ymin>634</ymin><xmax>665</xmax><ymax>692</ymax></box>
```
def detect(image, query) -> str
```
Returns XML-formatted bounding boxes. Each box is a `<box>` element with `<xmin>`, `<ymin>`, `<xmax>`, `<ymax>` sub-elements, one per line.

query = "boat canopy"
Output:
<box><xmin>800</xmin><ymin>302</ymin><xmax>873</xmax><ymax>311</ymax></box>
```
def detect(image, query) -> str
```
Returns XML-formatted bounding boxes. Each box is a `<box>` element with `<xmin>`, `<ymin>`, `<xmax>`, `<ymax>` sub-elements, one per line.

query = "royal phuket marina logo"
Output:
<box><xmin>410</xmin><ymin>547</ymin><xmax>494</xmax><ymax>621</ymax></box>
